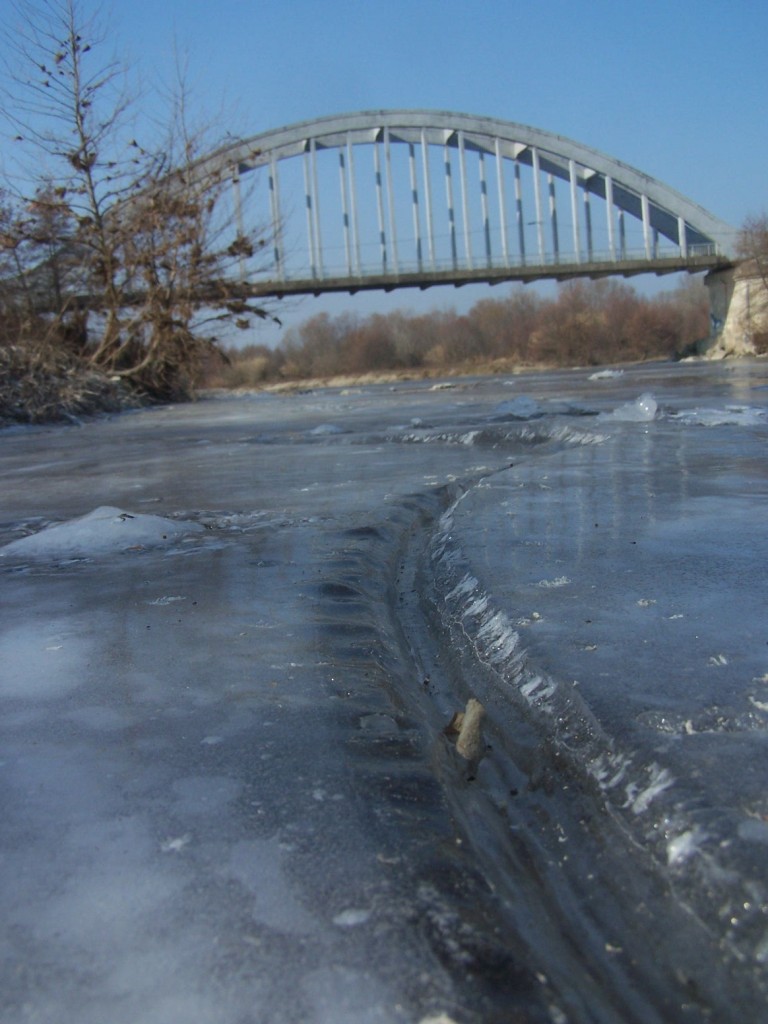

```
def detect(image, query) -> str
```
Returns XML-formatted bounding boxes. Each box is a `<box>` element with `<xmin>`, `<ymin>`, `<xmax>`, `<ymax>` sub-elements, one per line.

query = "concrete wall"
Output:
<box><xmin>703</xmin><ymin>264</ymin><xmax>768</xmax><ymax>358</ymax></box>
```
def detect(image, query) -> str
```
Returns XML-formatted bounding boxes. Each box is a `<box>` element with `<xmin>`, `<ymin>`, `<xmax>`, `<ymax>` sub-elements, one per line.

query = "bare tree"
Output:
<box><xmin>1</xmin><ymin>0</ymin><xmax>273</xmax><ymax>399</ymax></box>
<box><xmin>735</xmin><ymin>215</ymin><xmax>768</xmax><ymax>352</ymax></box>
<box><xmin>737</xmin><ymin>214</ymin><xmax>768</xmax><ymax>291</ymax></box>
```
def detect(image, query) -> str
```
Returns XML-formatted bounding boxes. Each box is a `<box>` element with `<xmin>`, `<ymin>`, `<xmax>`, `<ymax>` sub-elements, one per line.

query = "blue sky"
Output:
<box><xmin>6</xmin><ymin>0</ymin><xmax>768</xmax><ymax>344</ymax></box>
<box><xmin>114</xmin><ymin>0</ymin><xmax>766</xmax><ymax>226</ymax></box>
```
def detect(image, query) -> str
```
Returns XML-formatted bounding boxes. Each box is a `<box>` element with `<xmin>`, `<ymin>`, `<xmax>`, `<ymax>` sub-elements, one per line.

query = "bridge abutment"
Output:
<box><xmin>703</xmin><ymin>263</ymin><xmax>768</xmax><ymax>357</ymax></box>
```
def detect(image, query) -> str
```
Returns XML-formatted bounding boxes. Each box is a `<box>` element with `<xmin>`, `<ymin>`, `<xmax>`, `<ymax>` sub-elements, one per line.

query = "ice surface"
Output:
<box><xmin>434</xmin><ymin>365</ymin><xmax>768</xmax><ymax>990</ymax></box>
<box><xmin>0</xmin><ymin>504</ymin><xmax>204</xmax><ymax>560</ymax></box>
<box><xmin>2</xmin><ymin>358</ymin><xmax>768</xmax><ymax>1022</ymax></box>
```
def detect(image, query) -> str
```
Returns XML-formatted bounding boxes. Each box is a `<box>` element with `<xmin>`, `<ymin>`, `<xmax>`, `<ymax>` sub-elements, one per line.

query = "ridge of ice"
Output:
<box><xmin>0</xmin><ymin>505</ymin><xmax>204</xmax><ymax>560</ymax></box>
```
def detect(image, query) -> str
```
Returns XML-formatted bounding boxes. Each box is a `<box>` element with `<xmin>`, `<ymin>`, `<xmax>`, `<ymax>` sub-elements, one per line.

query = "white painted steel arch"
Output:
<box><xmin>192</xmin><ymin>110</ymin><xmax>735</xmax><ymax>292</ymax></box>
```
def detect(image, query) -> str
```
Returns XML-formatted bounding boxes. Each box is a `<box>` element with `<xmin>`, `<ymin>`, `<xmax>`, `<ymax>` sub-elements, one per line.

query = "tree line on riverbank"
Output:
<box><xmin>206</xmin><ymin>277</ymin><xmax>710</xmax><ymax>389</ymax></box>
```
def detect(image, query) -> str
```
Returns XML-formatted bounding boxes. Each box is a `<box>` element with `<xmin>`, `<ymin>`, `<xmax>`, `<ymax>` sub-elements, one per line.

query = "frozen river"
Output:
<box><xmin>1</xmin><ymin>358</ymin><xmax>767</xmax><ymax>1022</ymax></box>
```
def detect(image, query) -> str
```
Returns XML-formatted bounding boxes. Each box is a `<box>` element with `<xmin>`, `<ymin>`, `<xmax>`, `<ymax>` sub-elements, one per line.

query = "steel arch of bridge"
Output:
<box><xmin>195</xmin><ymin>110</ymin><xmax>735</xmax><ymax>297</ymax></box>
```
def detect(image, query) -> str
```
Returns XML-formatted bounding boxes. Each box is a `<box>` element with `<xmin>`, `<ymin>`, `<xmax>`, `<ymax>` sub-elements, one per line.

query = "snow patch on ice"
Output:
<box><xmin>0</xmin><ymin>506</ymin><xmax>204</xmax><ymax>561</ymax></box>
<box><xmin>588</xmin><ymin>369</ymin><xmax>625</xmax><ymax>381</ymax></box>
<box><xmin>537</xmin><ymin>576</ymin><xmax>571</xmax><ymax>588</ymax></box>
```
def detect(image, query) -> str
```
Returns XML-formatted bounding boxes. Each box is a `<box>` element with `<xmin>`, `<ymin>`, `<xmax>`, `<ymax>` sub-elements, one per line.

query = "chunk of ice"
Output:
<box><xmin>0</xmin><ymin>506</ymin><xmax>204</xmax><ymax>560</ymax></box>
<box><xmin>603</xmin><ymin>393</ymin><xmax>657</xmax><ymax>422</ymax></box>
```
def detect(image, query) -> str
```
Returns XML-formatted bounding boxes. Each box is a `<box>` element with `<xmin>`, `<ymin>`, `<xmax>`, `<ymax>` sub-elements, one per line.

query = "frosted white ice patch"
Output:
<box><xmin>476</xmin><ymin>609</ymin><xmax>510</xmax><ymax>642</ymax></box>
<box><xmin>588</xmin><ymin>368</ymin><xmax>625</xmax><ymax>380</ymax></box>
<box><xmin>446</xmin><ymin>573</ymin><xmax>479</xmax><ymax>602</ymax></box>
<box><xmin>332</xmin><ymin>907</ymin><xmax>371</xmax><ymax>927</ymax></box>
<box><xmin>670</xmin><ymin>404</ymin><xmax>767</xmax><ymax>427</ymax></box>
<box><xmin>0</xmin><ymin>505</ymin><xmax>204</xmax><ymax>560</ymax></box>
<box><xmin>520</xmin><ymin>674</ymin><xmax>556</xmax><ymax>702</ymax></box>
<box><xmin>171</xmin><ymin>775</ymin><xmax>242</xmax><ymax>816</ymax></box>
<box><xmin>161</xmin><ymin>834</ymin><xmax>192</xmax><ymax>853</ymax></box>
<box><xmin>309</xmin><ymin>423</ymin><xmax>345</xmax><ymax>435</ymax></box>
<box><xmin>602</xmin><ymin>392</ymin><xmax>657</xmax><ymax>422</ymax></box>
<box><xmin>0</xmin><ymin>623</ymin><xmax>88</xmax><ymax>699</ymax></box>
<box><xmin>461</xmin><ymin>594</ymin><xmax>489</xmax><ymax>618</ymax></box>
<box><xmin>302</xmin><ymin>965</ymin><xmax>394</xmax><ymax>1024</ymax></box>
<box><xmin>537</xmin><ymin>576</ymin><xmax>571</xmax><ymax>588</ymax></box>
<box><xmin>625</xmin><ymin>764</ymin><xmax>673</xmax><ymax>814</ymax></box>
<box><xmin>738</xmin><ymin>818</ymin><xmax>768</xmax><ymax>844</ymax></box>
<box><xmin>489</xmin><ymin>627</ymin><xmax>522</xmax><ymax>666</ymax></box>
<box><xmin>228</xmin><ymin>837</ymin><xmax>316</xmax><ymax>933</ymax></box>
<box><xmin>667</xmin><ymin>828</ymin><xmax>705</xmax><ymax>866</ymax></box>
<box><xmin>588</xmin><ymin>751</ymin><xmax>630</xmax><ymax>790</ymax></box>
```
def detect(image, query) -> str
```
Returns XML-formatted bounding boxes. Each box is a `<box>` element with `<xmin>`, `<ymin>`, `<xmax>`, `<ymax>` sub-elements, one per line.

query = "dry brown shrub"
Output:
<box><xmin>210</xmin><ymin>354</ymin><xmax>272</xmax><ymax>389</ymax></box>
<box><xmin>0</xmin><ymin>341</ymin><xmax>131</xmax><ymax>425</ymax></box>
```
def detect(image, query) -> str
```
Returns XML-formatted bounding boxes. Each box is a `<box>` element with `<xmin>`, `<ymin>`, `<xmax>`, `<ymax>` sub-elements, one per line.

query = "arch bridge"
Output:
<box><xmin>194</xmin><ymin>109</ymin><xmax>736</xmax><ymax>298</ymax></box>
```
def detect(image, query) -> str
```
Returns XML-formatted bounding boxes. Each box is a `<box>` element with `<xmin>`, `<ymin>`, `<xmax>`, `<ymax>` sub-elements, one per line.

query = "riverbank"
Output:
<box><xmin>0</xmin><ymin>344</ymin><xmax>142</xmax><ymax>428</ymax></box>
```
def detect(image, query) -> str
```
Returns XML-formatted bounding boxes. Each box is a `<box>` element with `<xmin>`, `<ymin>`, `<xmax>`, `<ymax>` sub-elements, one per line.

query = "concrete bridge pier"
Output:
<box><xmin>704</xmin><ymin>263</ymin><xmax>768</xmax><ymax>357</ymax></box>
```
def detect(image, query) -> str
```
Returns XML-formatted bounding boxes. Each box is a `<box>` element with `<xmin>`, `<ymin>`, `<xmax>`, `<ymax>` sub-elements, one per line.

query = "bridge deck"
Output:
<box><xmin>246</xmin><ymin>252</ymin><xmax>732</xmax><ymax>300</ymax></box>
